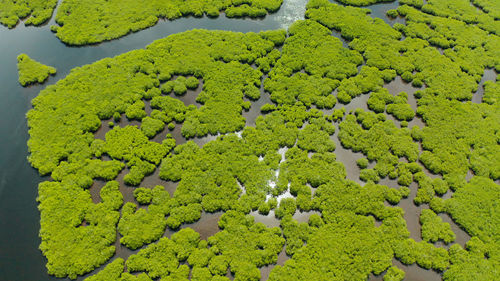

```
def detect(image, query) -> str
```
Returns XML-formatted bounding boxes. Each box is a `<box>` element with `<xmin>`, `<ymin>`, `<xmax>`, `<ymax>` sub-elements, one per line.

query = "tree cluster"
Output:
<box><xmin>52</xmin><ymin>0</ymin><xmax>284</xmax><ymax>45</ymax></box>
<box><xmin>17</xmin><ymin>53</ymin><xmax>56</xmax><ymax>87</ymax></box>
<box><xmin>0</xmin><ymin>0</ymin><xmax>57</xmax><ymax>28</ymax></box>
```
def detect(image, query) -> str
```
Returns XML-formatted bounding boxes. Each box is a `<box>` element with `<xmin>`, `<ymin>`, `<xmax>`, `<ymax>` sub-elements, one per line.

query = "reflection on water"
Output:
<box><xmin>274</xmin><ymin>0</ymin><xmax>307</xmax><ymax>29</ymax></box>
<box><xmin>367</xmin><ymin>1</ymin><xmax>404</xmax><ymax>25</ymax></box>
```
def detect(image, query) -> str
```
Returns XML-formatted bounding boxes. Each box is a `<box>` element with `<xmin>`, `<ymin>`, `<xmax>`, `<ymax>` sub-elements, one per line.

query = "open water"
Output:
<box><xmin>0</xmin><ymin>0</ymin><xmax>488</xmax><ymax>280</ymax></box>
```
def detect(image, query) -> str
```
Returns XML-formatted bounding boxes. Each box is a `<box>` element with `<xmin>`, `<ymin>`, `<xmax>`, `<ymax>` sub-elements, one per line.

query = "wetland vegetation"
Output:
<box><xmin>0</xmin><ymin>0</ymin><xmax>57</xmax><ymax>28</ymax></box>
<box><xmin>1</xmin><ymin>0</ymin><xmax>497</xmax><ymax>280</ymax></box>
<box><xmin>17</xmin><ymin>53</ymin><xmax>56</xmax><ymax>86</ymax></box>
<box><xmin>52</xmin><ymin>0</ymin><xmax>284</xmax><ymax>45</ymax></box>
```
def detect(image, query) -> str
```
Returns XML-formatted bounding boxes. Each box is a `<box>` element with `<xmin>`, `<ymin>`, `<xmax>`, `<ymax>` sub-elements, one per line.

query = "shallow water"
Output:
<box><xmin>0</xmin><ymin>0</ymin><xmax>476</xmax><ymax>280</ymax></box>
<box><xmin>471</xmin><ymin>68</ymin><xmax>497</xmax><ymax>103</ymax></box>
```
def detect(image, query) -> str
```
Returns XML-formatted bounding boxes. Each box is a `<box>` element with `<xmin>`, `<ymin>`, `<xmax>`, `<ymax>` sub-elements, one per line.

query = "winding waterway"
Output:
<box><xmin>0</xmin><ymin>0</ymin><xmax>484</xmax><ymax>280</ymax></box>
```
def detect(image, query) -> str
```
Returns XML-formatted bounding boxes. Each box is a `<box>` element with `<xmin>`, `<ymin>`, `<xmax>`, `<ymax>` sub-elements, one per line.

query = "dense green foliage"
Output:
<box><xmin>444</xmin><ymin>237</ymin><xmax>500</xmax><ymax>281</ymax></box>
<box><xmin>38</xmin><ymin>180</ymin><xmax>122</xmax><ymax>279</ymax></box>
<box><xmin>17</xmin><ymin>54</ymin><xmax>56</xmax><ymax>86</ymax></box>
<box><xmin>118</xmin><ymin>186</ymin><xmax>174</xmax><ymax>249</ymax></box>
<box><xmin>119</xmin><ymin>212</ymin><xmax>284</xmax><ymax>280</ymax></box>
<box><xmin>384</xmin><ymin>266</ymin><xmax>405</xmax><ymax>281</ymax></box>
<box><xmin>27</xmin><ymin>29</ymin><xmax>286</xmax><ymax>279</ymax></box>
<box><xmin>208</xmin><ymin>211</ymin><xmax>284</xmax><ymax>279</ymax></box>
<box><xmin>394</xmin><ymin>238</ymin><xmax>450</xmax><ymax>271</ymax></box>
<box><xmin>126</xmin><ymin>228</ymin><xmax>201</xmax><ymax>279</ymax></box>
<box><xmin>416</xmin><ymin>96</ymin><xmax>500</xmax><ymax>181</ymax></box>
<box><xmin>52</xmin><ymin>0</ymin><xmax>284</xmax><ymax>45</ymax></box>
<box><xmin>0</xmin><ymin>0</ymin><xmax>56</xmax><ymax>28</ymax></box>
<box><xmin>446</xmin><ymin>177</ymin><xmax>499</xmax><ymax>246</ymax></box>
<box><xmin>270</xmin><ymin>212</ymin><xmax>409</xmax><ymax>280</ymax></box>
<box><xmin>483</xmin><ymin>79</ymin><xmax>500</xmax><ymax>105</ymax></box>
<box><xmin>27</xmin><ymin>29</ymin><xmax>282</xmax><ymax>176</ymax></box>
<box><xmin>84</xmin><ymin>258</ymin><xmax>153</xmax><ymax>281</ymax></box>
<box><xmin>26</xmin><ymin>0</ymin><xmax>500</xmax><ymax>279</ymax></box>
<box><xmin>264</xmin><ymin>20</ymin><xmax>362</xmax><ymax>109</ymax></box>
<box><xmin>420</xmin><ymin>209</ymin><xmax>455</xmax><ymax>244</ymax></box>
<box><xmin>368</xmin><ymin>90</ymin><xmax>415</xmax><ymax>121</ymax></box>
<box><xmin>338</xmin><ymin>110</ymin><xmax>419</xmax><ymax>185</ymax></box>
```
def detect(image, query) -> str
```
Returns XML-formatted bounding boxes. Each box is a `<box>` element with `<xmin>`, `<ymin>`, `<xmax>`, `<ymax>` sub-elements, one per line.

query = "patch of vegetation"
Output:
<box><xmin>159</xmin><ymin>134</ymin><xmax>274</xmax><ymax>216</ymax></box>
<box><xmin>84</xmin><ymin>258</ymin><xmax>153</xmax><ymax>281</ymax></box>
<box><xmin>38</xmin><ymin>180</ymin><xmax>123</xmax><ymax>279</ymax></box>
<box><xmin>393</xmin><ymin>238</ymin><xmax>449</xmax><ymax>271</ymax></box>
<box><xmin>416</xmin><ymin>96</ymin><xmax>500</xmax><ymax>181</ymax></box>
<box><xmin>118</xmin><ymin>186</ymin><xmax>176</xmax><ymax>249</ymax></box>
<box><xmin>0</xmin><ymin>0</ymin><xmax>57</xmax><ymax>28</ymax></box>
<box><xmin>444</xmin><ymin>237</ymin><xmax>500</xmax><ymax>281</ymax></box>
<box><xmin>338</xmin><ymin>109</ymin><xmax>419</xmax><ymax>184</ymax></box>
<box><xmin>17</xmin><ymin>54</ymin><xmax>56</xmax><ymax>86</ymax></box>
<box><xmin>207</xmin><ymin>211</ymin><xmax>285</xmax><ymax>280</ymax></box>
<box><xmin>420</xmin><ymin>209</ymin><xmax>455</xmax><ymax>244</ymax></box>
<box><xmin>52</xmin><ymin>0</ymin><xmax>284</xmax><ymax>45</ymax></box>
<box><xmin>446</xmin><ymin>177</ymin><xmax>499</xmax><ymax>244</ymax></box>
<box><xmin>264</xmin><ymin>20</ymin><xmax>362</xmax><ymax>109</ymax></box>
<box><xmin>384</xmin><ymin>266</ymin><xmax>405</xmax><ymax>281</ymax></box>
<box><xmin>126</xmin><ymin>228</ymin><xmax>202</xmax><ymax>279</ymax></box>
<box><xmin>368</xmin><ymin>89</ymin><xmax>415</xmax><ymax>121</ymax></box>
<box><xmin>483</xmin><ymin>78</ymin><xmax>500</xmax><ymax>105</ymax></box>
<box><xmin>269</xmin><ymin>212</ymin><xmax>409</xmax><ymax>280</ymax></box>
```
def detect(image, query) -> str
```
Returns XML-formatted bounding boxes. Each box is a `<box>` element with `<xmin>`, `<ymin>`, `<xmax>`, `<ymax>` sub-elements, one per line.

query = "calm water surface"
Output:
<box><xmin>0</xmin><ymin>1</ymin><xmax>473</xmax><ymax>280</ymax></box>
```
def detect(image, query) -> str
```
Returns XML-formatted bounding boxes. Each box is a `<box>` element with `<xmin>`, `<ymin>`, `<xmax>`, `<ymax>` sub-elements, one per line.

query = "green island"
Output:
<box><xmin>51</xmin><ymin>0</ymin><xmax>284</xmax><ymax>45</ymax></box>
<box><xmin>17</xmin><ymin>53</ymin><xmax>56</xmax><ymax>86</ymax></box>
<box><xmin>20</xmin><ymin>0</ymin><xmax>500</xmax><ymax>280</ymax></box>
<box><xmin>0</xmin><ymin>0</ymin><xmax>57</xmax><ymax>28</ymax></box>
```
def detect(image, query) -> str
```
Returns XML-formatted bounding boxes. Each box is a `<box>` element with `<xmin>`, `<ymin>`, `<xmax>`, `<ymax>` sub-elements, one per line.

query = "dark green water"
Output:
<box><xmin>0</xmin><ymin>1</ymin><xmax>446</xmax><ymax>280</ymax></box>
